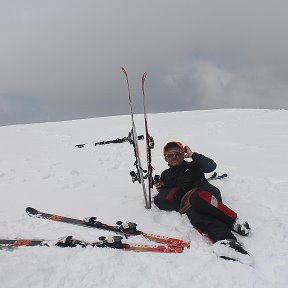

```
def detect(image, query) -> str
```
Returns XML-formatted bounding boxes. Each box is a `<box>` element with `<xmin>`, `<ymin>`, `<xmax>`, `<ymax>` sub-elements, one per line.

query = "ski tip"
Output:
<box><xmin>26</xmin><ymin>207</ymin><xmax>38</xmax><ymax>215</ymax></box>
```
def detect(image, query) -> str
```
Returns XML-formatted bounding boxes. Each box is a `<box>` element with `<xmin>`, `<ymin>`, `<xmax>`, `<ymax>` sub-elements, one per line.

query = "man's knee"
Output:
<box><xmin>205</xmin><ymin>222</ymin><xmax>237</xmax><ymax>243</ymax></box>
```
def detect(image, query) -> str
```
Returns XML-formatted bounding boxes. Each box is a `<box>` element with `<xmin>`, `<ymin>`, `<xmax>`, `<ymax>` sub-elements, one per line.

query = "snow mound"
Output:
<box><xmin>0</xmin><ymin>109</ymin><xmax>287</xmax><ymax>287</ymax></box>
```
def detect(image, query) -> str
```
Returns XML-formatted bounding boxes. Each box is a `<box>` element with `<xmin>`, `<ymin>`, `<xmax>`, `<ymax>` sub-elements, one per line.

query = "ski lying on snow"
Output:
<box><xmin>25</xmin><ymin>207</ymin><xmax>190</xmax><ymax>249</ymax></box>
<box><xmin>207</xmin><ymin>172</ymin><xmax>228</xmax><ymax>181</ymax></box>
<box><xmin>0</xmin><ymin>235</ymin><xmax>183</xmax><ymax>253</ymax></box>
<box><xmin>75</xmin><ymin>134</ymin><xmax>144</xmax><ymax>148</ymax></box>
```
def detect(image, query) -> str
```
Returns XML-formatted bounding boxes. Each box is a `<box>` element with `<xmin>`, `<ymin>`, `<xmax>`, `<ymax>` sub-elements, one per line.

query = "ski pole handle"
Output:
<box><xmin>153</xmin><ymin>175</ymin><xmax>160</xmax><ymax>184</ymax></box>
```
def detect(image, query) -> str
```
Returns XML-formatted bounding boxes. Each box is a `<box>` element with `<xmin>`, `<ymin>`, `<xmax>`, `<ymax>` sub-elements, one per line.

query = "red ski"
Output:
<box><xmin>26</xmin><ymin>207</ymin><xmax>190</xmax><ymax>249</ymax></box>
<box><xmin>0</xmin><ymin>235</ymin><xmax>184</xmax><ymax>253</ymax></box>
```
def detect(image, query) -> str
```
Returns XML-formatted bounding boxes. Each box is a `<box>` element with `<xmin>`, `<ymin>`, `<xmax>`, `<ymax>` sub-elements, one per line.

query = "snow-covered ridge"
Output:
<box><xmin>0</xmin><ymin>109</ymin><xmax>287</xmax><ymax>287</ymax></box>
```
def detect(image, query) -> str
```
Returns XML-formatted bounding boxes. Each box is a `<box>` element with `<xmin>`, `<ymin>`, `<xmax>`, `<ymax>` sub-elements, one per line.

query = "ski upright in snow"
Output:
<box><xmin>25</xmin><ymin>207</ymin><xmax>190</xmax><ymax>249</ymax></box>
<box><xmin>141</xmin><ymin>72</ymin><xmax>154</xmax><ymax>209</ymax></box>
<box><xmin>121</xmin><ymin>67</ymin><xmax>150</xmax><ymax>209</ymax></box>
<box><xmin>0</xmin><ymin>235</ymin><xmax>183</xmax><ymax>253</ymax></box>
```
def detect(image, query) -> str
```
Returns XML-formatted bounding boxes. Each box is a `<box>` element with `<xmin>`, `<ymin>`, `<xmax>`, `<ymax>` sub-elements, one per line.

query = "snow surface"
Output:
<box><xmin>0</xmin><ymin>109</ymin><xmax>287</xmax><ymax>288</ymax></box>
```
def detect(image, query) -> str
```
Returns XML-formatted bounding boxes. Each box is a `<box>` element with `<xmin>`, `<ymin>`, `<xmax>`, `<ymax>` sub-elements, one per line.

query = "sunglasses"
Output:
<box><xmin>165</xmin><ymin>151</ymin><xmax>182</xmax><ymax>158</ymax></box>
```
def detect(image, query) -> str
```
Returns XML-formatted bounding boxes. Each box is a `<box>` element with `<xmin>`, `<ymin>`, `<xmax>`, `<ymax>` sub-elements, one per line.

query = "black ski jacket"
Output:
<box><xmin>160</xmin><ymin>152</ymin><xmax>217</xmax><ymax>193</ymax></box>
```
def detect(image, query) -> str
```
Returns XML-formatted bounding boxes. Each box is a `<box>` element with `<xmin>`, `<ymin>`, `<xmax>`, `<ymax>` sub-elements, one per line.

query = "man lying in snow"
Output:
<box><xmin>154</xmin><ymin>141</ymin><xmax>251</xmax><ymax>264</ymax></box>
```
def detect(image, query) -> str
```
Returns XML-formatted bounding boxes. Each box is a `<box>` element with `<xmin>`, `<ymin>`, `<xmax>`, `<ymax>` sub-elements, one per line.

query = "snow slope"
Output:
<box><xmin>0</xmin><ymin>109</ymin><xmax>287</xmax><ymax>288</ymax></box>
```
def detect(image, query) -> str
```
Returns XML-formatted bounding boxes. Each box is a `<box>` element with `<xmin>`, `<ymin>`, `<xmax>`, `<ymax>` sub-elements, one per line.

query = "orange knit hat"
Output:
<box><xmin>163</xmin><ymin>141</ymin><xmax>184</xmax><ymax>155</ymax></box>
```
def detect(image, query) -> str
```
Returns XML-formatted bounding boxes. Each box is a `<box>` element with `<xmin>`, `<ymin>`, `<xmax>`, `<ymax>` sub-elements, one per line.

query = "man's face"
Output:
<box><xmin>164</xmin><ymin>147</ymin><xmax>184</xmax><ymax>167</ymax></box>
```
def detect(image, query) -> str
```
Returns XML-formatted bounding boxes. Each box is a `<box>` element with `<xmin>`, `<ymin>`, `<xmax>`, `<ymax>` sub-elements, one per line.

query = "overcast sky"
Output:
<box><xmin>0</xmin><ymin>0</ymin><xmax>287</xmax><ymax>125</ymax></box>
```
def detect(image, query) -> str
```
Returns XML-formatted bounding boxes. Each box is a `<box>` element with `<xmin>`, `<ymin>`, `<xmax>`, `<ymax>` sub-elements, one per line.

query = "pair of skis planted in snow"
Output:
<box><xmin>0</xmin><ymin>207</ymin><xmax>189</xmax><ymax>253</ymax></box>
<box><xmin>74</xmin><ymin>69</ymin><xmax>154</xmax><ymax>209</ymax></box>
<box><xmin>121</xmin><ymin>68</ymin><xmax>154</xmax><ymax>209</ymax></box>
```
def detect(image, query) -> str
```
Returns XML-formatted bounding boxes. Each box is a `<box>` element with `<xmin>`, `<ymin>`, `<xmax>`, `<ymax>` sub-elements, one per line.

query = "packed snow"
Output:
<box><xmin>0</xmin><ymin>109</ymin><xmax>287</xmax><ymax>288</ymax></box>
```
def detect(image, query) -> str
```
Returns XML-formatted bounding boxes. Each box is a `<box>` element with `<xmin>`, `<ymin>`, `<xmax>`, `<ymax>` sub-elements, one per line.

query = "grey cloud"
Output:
<box><xmin>0</xmin><ymin>0</ymin><xmax>287</xmax><ymax>125</ymax></box>
<box><xmin>0</xmin><ymin>93</ymin><xmax>57</xmax><ymax>125</ymax></box>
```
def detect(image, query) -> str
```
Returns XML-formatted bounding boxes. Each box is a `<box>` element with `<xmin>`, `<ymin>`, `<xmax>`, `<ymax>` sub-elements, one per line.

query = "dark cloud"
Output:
<box><xmin>0</xmin><ymin>0</ymin><xmax>287</xmax><ymax>125</ymax></box>
<box><xmin>0</xmin><ymin>93</ymin><xmax>57</xmax><ymax>125</ymax></box>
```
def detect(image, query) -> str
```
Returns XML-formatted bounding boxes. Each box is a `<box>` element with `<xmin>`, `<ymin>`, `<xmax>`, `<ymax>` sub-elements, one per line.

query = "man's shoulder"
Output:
<box><xmin>161</xmin><ymin>167</ymin><xmax>171</xmax><ymax>176</ymax></box>
<box><xmin>183</xmin><ymin>160</ymin><xmax>195</xmax><ymax>168</ymax></box>
<box><xmin>161</xmin><ymin>161</ymin><xmax>191</xmax><ymax>175</ymax></box>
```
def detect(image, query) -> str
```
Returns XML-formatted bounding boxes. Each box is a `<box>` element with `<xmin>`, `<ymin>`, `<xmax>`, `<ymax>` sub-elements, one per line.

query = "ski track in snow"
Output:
<box><xmin>0</xmin><ymin>109</ymin><xmax>288</xmax><ymax>288</ymax></box>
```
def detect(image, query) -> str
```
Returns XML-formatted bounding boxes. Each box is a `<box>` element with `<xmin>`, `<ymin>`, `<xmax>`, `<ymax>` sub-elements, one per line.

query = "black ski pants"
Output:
<box><xmin>186</xmin><ymin>186</ymin><xmax>237</xmax><ymax>242</ymax></box>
